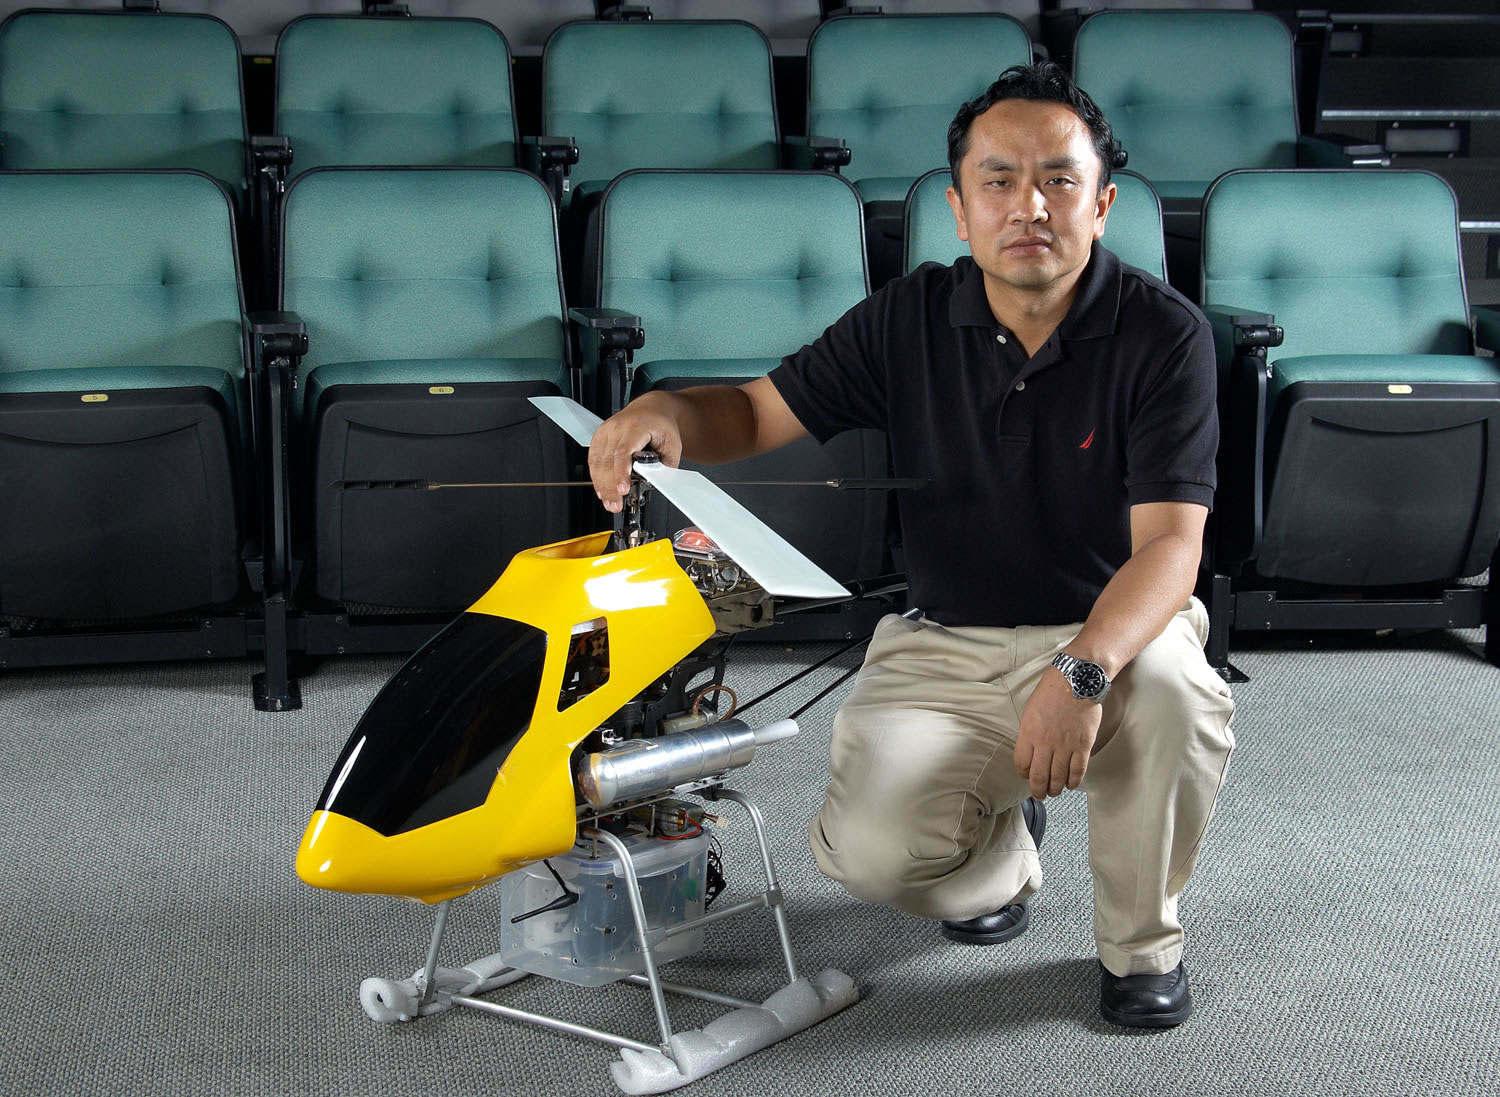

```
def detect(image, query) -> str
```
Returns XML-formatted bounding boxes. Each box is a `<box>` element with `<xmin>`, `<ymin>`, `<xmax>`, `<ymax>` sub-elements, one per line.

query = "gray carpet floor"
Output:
<box><xmin>1</xmin><ymin>626</ymin><xmax>1497</xmax><ymax>1096</ymax></box>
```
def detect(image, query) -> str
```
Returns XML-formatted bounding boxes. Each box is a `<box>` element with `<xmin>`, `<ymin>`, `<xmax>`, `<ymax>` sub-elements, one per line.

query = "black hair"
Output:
<box><xmin>946</xmin><ymin>61</ymin><xmax>1118</xmax><ymax>195</ymax></box>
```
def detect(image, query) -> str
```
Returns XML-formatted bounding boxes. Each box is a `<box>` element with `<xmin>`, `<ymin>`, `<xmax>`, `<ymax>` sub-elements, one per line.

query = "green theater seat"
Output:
<box><xmin>543</xmin><ymin>19</ymin><xmax>781</xmax><ymax>200</ymax></box>
<box><xmin>0</xmin><ymin>10</ymin><xmax>248</xmax><ymax>197</ymax></box>
<box><xmin>1201</xmin><ymin>168</ymin><xmax>1500</xmax><ymax>672</ymax></box>
<box><xmin>1073</xmin><ymin>11</ymin><xmax>1303</xmax><ymax>202</ymax></box>
<box><xmin>0</xmin><ymin>170</ymin><xmax>249</xmax><ymax>622</ymax></box>
<box><xmin>279</xmin><ymin>167</ymin><xmax>575</xmax><ymax>613</ymax></box>
<box><xmin>1072</xmin><ymin>9</ymin><xmax>1374</xmax><ymax>296</ymax></box>
<box><xmin>274</xmin><ymin>15</ymin><xmax>520</xmax><ymax>179</ymax></box>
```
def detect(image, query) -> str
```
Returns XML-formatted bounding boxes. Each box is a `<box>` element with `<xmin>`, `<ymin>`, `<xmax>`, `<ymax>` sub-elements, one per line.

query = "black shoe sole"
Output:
<box><xmin>1099</xmin><ymin>999</ymin><xmax>1194</xmax><ymax>1028</ymax></box>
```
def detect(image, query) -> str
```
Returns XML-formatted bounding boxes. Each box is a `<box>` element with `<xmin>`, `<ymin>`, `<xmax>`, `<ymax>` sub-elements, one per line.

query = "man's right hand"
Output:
<box><xmin>586</xmin><ymin>394</ymin><xmax>683</xmax><ymax>514</ymax></box>
<box><xmin>585</xmin><ymin>379</ymin><xmax>808</xmax><ymax>514</ymax></box>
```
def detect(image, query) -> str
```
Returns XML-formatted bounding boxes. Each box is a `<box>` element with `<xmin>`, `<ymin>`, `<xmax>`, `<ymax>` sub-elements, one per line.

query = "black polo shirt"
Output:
<box><xmin>769</xmin><ymin>246</ymin><xmax>1217</xmax><ymax>627</ymax></box>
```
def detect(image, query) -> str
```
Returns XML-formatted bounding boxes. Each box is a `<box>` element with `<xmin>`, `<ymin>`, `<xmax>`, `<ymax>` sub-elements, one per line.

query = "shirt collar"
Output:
<box><xmin>948</xmin><ymin>245</ymin><xmax>1122</xmax><ymax>341</ymax></box>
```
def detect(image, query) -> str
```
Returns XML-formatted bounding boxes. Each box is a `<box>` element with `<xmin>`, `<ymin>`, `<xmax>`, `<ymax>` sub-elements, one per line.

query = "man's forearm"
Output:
<box><xmin>1064</xmin><ymin>531</ymin><xmax>1202</xmax><ymax>679</ymax></box>
<box><xmin>654</xmin><ymin>385</ymin><xmax>765</xmax><ymax>466</ymax></box>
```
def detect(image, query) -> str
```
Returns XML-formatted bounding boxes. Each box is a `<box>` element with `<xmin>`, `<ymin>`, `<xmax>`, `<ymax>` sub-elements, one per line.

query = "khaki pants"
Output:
<box><xmin>809</xmin><ymin>598</ymin><xmax>1236</xmax><ymax>977</ymax></box>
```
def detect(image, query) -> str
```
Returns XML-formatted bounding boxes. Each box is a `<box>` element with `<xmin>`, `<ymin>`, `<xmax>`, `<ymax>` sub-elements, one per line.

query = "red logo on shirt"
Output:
<box><xmin>1079</xmin><ymin>428</ymin><xmax>1096</xmax><ymax>450</ymax></box>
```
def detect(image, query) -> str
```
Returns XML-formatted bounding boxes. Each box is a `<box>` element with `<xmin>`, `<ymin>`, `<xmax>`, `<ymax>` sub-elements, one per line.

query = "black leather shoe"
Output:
<box><xmin>939</xmin><ymin>798</ymin><xmax>1046</xmax><ymax>946</ymax></box>
<box><xmin>940</xmin><ymin>900</ymin><xmax>1030</xmax><ymax>944</ymax></box>
<box><xmin>1099</xmin><ymin>961</ymin><xmax>1193</xmax><ymax>1028</ymax></box>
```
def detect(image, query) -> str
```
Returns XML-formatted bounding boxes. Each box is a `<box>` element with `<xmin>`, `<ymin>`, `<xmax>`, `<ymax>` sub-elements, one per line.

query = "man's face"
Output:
<box><xmin>945</xmin><ymin>98</ymin><xmax>1115</xmax><ymax>301</ymax></box>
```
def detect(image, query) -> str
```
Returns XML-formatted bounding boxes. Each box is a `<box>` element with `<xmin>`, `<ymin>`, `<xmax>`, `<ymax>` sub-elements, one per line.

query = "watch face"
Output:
<box><xmin>1072</xmin><ymin>662</ymin><xmax>1107</xmax><ymax>698</ymax></box>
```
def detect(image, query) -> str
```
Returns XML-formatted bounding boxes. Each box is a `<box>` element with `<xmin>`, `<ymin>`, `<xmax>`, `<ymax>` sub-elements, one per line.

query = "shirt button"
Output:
<box><xmin>1015</xmin><ymin>381</ymin><xmax>1026</xmax><ymax>391</ymax></box>
<box><xmin>996</xmin><ymin>333</ymin><xmax>1007</xmax><ymax>344</ymax></box>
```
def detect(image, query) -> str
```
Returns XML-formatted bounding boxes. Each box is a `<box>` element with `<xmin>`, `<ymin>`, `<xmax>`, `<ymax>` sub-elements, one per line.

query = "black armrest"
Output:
<box><xmin>1202</xmin><ymin>306</ymin><xmax>1282</xmax><ymax>366</ymax></box>
<box><xmin>1231</xmin><ymin>312</ymin><xmax>1283</xmax><ymax>351</ymax></box>
<box><xmin>250</xmin><ymin>135</ymin><xmax>293</xmax><ymax>177</ymax></box>
<box><xmin>247</xmin><ymin>312</ymin><xmax>308</xmax><ymax>363</ymax></box>
<box><xmin>241</xmin><ymin>311</ymin><xmax>306</xmax><ymax>710</ymax></box>
<box><xmin>1200</xmin><ymin>306</ymin><xmax>1279</xmax><ymax>571</ymax></box>
<box><xmin>1292</xmin><ymin>11</ymin><xmax>1333</xmax><ymax>46</ymax></box>
<box><xmin>600</xmin><ymin>4</ymin><xmax>652</xmax><ymax>20</ymax></box>
<box><xmin>826</xmin><ymin>5</ymin><xmax>883</xmax><ymax>15</ymax></box>
<box><xmin>569</xmin><ymin>308</ymin><xmax>644</xmax><ymax>342</ymax></box>
<box><xmin>244</xmin><ymin>311</ymin><xmax>308</xmax><ymax>462</ymax></box>
<box><xmin>248</xmin><ymin>137</ymin><xmax>295</xmax><ymax>309</ymax></box>
<box><xmin>244</xmin><ymin>312</ymin><xmax>307</xmax><ymax>603</ymax></box>
<box><xmin>524</xmin><ymin>135</ymin><xmax>580</xmax><ymax>206</ymax></box>
<box><xmin>569</xmin><ymin>308</ymin><xmax>645</xmax><ymax>417</ymax></box>
<box><xmin>249</xmin><ymin>135</ymin><xmax>294</xmax><ymax>223</ymax></box>
<box><xmin>785</xmin><ymin>135</ymin><xmax>852</xmax><ymax>171</ymax></box>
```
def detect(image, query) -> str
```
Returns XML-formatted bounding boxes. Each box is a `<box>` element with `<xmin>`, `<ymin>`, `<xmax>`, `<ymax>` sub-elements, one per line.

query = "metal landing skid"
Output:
<box><xmin>354</xmin><ymin>787</ymin><xmax>858</xmax><ymax>1095</ymax></box>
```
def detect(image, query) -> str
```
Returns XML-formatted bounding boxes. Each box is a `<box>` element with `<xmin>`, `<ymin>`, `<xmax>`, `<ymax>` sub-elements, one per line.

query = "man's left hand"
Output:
<box><xmin>1013</xmin><ymin>669</ymin><xmax>1103</xmax><ymax>800</ymax></box>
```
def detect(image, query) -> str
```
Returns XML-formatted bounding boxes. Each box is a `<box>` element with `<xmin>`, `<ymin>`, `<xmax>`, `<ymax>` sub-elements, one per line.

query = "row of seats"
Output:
<box><xmin>0</xmin><ymin>1</ymin><xmax>1281</xmax><ymax>57</ymax></box>
<box><xmin>20</xmin><ymin>2</ymin><xmax>1482</xmax><ymax>59</ymax></box>
<box><xmin>0</xmin><ymin>7</ymin><xmax>1391</xmax><ymax>299</ymax></box>
<box><xmin>2</xmin><ymin>163</ymin><xmax>1497</xmax><ymax>700</ymax></box>
<box><xmin>15</xmin><ymin>0</ymin><xmax>1478</xmax><ymax>170</ymax></box>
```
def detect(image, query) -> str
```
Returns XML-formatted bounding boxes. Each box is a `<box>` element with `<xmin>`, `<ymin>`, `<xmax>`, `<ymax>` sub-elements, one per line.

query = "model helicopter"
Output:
<box><xmin>295</xmin><ymin>395</ymin><xmax>910</xmax><ymax>1094</ymax></box>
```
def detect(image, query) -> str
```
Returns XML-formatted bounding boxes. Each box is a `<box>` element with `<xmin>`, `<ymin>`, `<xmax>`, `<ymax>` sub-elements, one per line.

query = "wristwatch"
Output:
<box><xmin>1051</xmin><ymin>652</ymin><xmax>1111</xmax><ymax>703</ymax></box>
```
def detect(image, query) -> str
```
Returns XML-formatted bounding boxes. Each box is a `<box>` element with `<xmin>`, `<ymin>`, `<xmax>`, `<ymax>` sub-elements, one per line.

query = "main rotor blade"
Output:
<box><xmin>633</xmin><ymin>461</ymin><xmax>850</xmax><ymax>601</ymax></box>
<box><xmin>706</xmin><ymin>478</ymin><xmax>928</xmax><ymax>491</ymax></box>
<box><xmin>529</xmin><ymin>394</ymin><xmax>602</xmax><ymax>446</ymax></box>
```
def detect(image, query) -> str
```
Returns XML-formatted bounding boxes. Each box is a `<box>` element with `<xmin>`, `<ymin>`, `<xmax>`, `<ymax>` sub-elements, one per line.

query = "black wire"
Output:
<box><xmin>789</xmin><ymin>660</ymin><xmax>864</xmax><ymax>720</ymax></box>
<box><xmin>732</xmin><ymin>633</ymin><xmax>869</xmax><ymax>718</ymax></box>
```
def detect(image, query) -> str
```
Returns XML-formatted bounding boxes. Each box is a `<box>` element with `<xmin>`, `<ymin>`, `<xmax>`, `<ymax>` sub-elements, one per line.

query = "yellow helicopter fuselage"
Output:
<box><xmin>295</xmin><ymin>531</ymin><xmax>716</xmax><ymax>904</ymax></box>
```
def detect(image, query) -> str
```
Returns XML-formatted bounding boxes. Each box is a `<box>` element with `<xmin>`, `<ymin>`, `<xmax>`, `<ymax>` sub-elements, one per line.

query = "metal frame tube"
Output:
<box><xmin>623</xmin><ymin>975</ymin><xmax>758</xmax><ymax>1010</ymax></box>
<box><xmin>713</xmin><ymin>788</ymin><xmax>799</xmax><ymax>983</ymax></box>
<box><xmin>654</xmin><ymin>894</ymin><xmax>768</xmax><ymax>941</ymax></box>
<box><xmin>585</xmin><ymin>827</ymin><xmax>676</xmax><ymax>1052</ymax></box>
<box><xmin>417</xmin><ymin>899</ymin><xmax>453</xmax><ymax>1006</ymax></box>
<box><xmin>452</xmin><ymin>995</ymin><xmax>657</xmax><ymax>1054</ymax></box>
